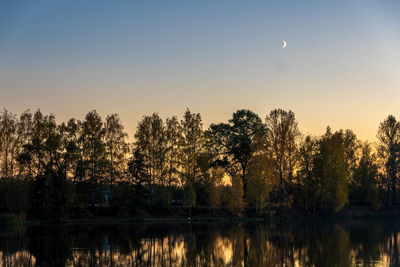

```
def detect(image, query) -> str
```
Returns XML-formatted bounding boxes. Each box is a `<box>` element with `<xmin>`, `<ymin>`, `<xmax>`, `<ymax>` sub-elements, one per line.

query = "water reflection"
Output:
<box><xmin>1</xmin><ymin>220</ymin><xmax>399</xmax><ymax>266</ymax></box>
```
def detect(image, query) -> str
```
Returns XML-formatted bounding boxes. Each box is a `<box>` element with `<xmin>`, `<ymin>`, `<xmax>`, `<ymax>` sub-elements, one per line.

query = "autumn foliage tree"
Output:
<box><xmin>227</xmin><ymin>174</ymin><xmax>246</xmax><ymax>216</ymax></box>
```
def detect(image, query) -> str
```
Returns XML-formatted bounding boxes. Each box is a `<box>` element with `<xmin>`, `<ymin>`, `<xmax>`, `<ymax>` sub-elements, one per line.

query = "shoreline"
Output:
<box><xmin>3</xmin><ymin>205</ymin><xmax>400</xmax><ymax>226</ymax></box>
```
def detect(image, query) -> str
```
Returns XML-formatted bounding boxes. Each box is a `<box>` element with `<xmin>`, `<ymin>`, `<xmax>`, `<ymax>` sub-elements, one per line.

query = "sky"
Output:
<box><xmin>1</xmin><ymin>0</ymin><xmax>400</xmax><ymax>141</ymax></box>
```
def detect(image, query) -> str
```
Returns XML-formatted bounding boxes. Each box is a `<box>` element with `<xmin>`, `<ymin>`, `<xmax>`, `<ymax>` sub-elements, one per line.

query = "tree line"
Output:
<box><xmin>0</xmin><ymin>108</ymin><xmax>399</xmax><ymax>219</ymax></box>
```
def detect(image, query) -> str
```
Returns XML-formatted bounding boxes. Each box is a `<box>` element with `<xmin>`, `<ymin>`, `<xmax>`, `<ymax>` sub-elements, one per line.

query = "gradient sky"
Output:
<box><xmin>1</xmin><ymin>1</ymin><xmax>400</xmax><ymax>141</ymax></box>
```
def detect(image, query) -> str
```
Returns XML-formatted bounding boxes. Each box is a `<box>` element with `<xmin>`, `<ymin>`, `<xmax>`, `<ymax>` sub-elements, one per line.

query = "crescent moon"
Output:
<box><xmin>282</xmin><ymin>40</ymin><xmax>287</xmax><ymax>48</ymax></box>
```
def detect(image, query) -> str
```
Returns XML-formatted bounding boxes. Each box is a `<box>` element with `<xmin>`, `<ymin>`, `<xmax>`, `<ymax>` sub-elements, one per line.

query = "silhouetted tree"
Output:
<box><xmin>59</xmin><ymin>118</ymin><xmax>81</xmax><ymax>182</ymax></box>
<box><xmin>165</xmin><ymin>116</ymin><xmax>182</xmax><ymax>186</ymax></box>
<box><xmin>265</xmin><ymin>109</ymin><xmax>300</xmax><ymax>206</ymax></box>
<box><xmin>128</xmin><ymin>147</ymin><xmax>149</xmax><ymax>207</ymax></box>
<box><xmin>180</xmin><ymin>109</ymin><xmax>203</xmax><ymax>202</ymax></box>
<box><xmin>104</xmin><ymin>114</ymin><xmax>129</xmax><ymax>186</ymax></box>
<box><xmin>134</xmin><ymin>113</ymin><xmax>167</xmax><ymax>206</ymax></box>
<box><xmin>350</xmin><ymin>142</ymin><xmax>379</xmax><ymax>207</ymax></box>
<box><xmin>195</xmin><ymin>152</ymin><xmax>224</xmax><ymax>206</ymax></box>
<box><xmin>297</xmin><ymin>135</ymin><xmax>318</xmax><ymax>212</ymax></box>
<box><xmin>80</xmin><ymin>110</ymin><xmax>106</xmax><ymax>206</ymax></box>
<box><xmin>16</xmin><ymin>110</ymin><xmax>33</xmax><ymax>178</ymax></box>
<box><xmin>18</xmin><ymin>110</ymin><xmax>61</xmax><ymax>176</ymax></box>
<box><xmin>227</xmin><ymin>174</ymin><xmax>245</xmax><ymax>216</ymax></box>
<box><xmin>377</xmin><ymin>115</ymin><xmax>400</xmax><ymax>205</ymax></box>
<box><xmin>313</xmin><ymin>128</ymin><xmax>348</xmax><ymax>212</ymax></box>
<box><xmin>246</xmin><ymin>154</ymin><xmax>271</xmax><ymax>214</ymax></box>
<box><xmin>207</xmin><ymin>109</ymin><xmax>265</xmax><ymax>198</ymax></box>
<box><xmin>0</xmin><ymin>109</ymin><xmax>17</xmax><ymax>178</ymax></box>
<box><xmin>246</xmin><ymin>130</ymin><xmax>272</xmax><ymax>213</ymax></box>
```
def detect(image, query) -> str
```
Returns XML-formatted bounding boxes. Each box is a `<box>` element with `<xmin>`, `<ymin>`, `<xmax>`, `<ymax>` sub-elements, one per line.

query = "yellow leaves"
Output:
<box><xmin>226</xmin><ymin>174</ymin><xmax>246</xmax><ymax>216</ymax></box>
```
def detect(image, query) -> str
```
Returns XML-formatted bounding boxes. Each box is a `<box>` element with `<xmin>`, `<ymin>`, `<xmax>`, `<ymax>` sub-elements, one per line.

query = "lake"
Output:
<box><xmin>1</xmin><ymin>219</ymin><xmax>399</xmax><ymax>266</ymax></box>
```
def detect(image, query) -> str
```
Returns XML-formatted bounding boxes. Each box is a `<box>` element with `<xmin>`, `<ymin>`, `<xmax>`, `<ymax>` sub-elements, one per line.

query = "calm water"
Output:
<box><xmin>1</xmin><ymin>220</ymin><xmax>400</xmax><ymax>266</ymax></box>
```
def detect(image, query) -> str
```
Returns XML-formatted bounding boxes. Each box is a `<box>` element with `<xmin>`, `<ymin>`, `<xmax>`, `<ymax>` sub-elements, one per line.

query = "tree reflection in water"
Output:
<box><xmin>1</xmin><ymin>221</ymin><xmax>400</xmax><ymax>266</ymax></box>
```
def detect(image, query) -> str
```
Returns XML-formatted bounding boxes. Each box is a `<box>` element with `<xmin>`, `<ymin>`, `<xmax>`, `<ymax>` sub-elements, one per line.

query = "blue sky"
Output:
<box><xmin>1</xmin><ymin>1</ymin><xmax>400</xmax><ymax>140</ymax></box>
